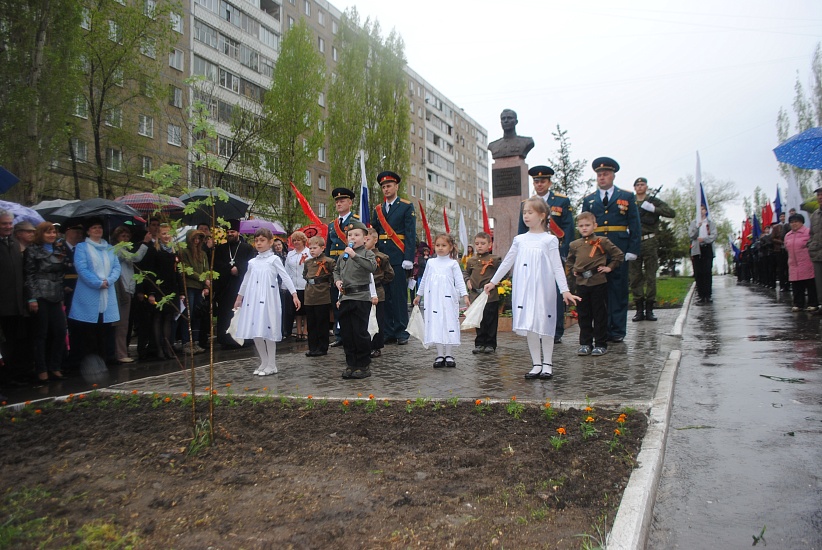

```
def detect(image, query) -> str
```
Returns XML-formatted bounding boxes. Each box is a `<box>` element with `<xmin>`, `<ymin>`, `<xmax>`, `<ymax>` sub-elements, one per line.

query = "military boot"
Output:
<box><xmin>645</xmin><ymin>301</ymin><xmax>658</xmax><ymax>321</ymax></box>
<box><xmin>632</xmin><ymin>300</ymin><xmax>645</xmax><ymax>322</ymax></box>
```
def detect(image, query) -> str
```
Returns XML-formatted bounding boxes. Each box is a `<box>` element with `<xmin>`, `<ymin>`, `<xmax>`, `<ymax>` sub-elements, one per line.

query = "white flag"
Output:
<box><xmin>458</xmin><ymin>211</ymin><xmax>469</xmax><ymax>255</ymax></box>
<box><xmin>695</xmin><ymin>151</ymin><xmax>709</xmax><ymax>239</ymax></box>
<box><xmin>785</xmin><ymin>169</ymin><xmax>810</xmax><ymax>225</ymax></box>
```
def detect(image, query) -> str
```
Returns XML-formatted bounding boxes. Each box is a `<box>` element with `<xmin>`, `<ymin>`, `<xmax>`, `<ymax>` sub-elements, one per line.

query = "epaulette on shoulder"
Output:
<box><xmin>554</xmin><ymin>192</ymin><xmax>567</xmax><ymax>198</ymax></box>
<box><xmin>352</xmin><ymin>214</ymin><xmax>360</xmax><ymax>219</ymax></box>
<box><xmin>399</xmin><ymin>198</ymin><xmax>411</xmax><ymax>205</ymax></box>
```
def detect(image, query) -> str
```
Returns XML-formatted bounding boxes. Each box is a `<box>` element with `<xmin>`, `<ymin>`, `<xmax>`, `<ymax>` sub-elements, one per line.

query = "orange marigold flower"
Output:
<box><xmin>617</xmin><ymin>417</ymin><xmax>626</xmax><ymax>424</ymax></box>
<box><xmin>511</xmin><ymin>396</ymin><xmax>517</xmax><ymax>401</ymax></box>
<box><xmin>584</xmin><ymin>406</ymin><xmax>593</xmax><ymax>412</ymax></box>
<box><xmin>25</xmin><ymin>401</ymin><xmax>31</xmax><ymax>406</ymax></box>
<box><xmin>475</xmin><ymin>399</ymin><xmax>482</xmax><ymax>406</ymax></box>
<box><xmin>262</xmin><ymin>387</ymin><xmax>268</xmax><ymax>392</ymax></box>
<box><xmin>11</xmin><ymin>417</ymin><xmax>16</xmax><ymax>423</ymax></box>
<box><xmin>152</xmin><ymin>393</ymin><xmax>159</xmax><ymax>399</ymax></box>
<box><xmin>614</xmin><ymin>428</ymin><xmax>621</xmax><ymax>436</ymax></box>
<box><xmin>212</xmin><ymin>390</ymin><xmax>218</xmax><ymax>395</ymax></box>
<box><xmin>78</xmin><ymin>394</ymin><xmax>85</xmax><ymax>400</ymax></box>
<box><xmin>543</xmin><ymin>401</ymin><xmax>552</xmax><ymax>409</ymax></box>
<box><xmin>406</xmin><ymin>399</ymin><xmax>411</xmax><ymax>404</ymax></box>
<box><xmin>307</xmin><ymin>395</ymin><xmax>313</xmax><ymax>400</ymax></box>
<box><xmin>368</xmin><ymin>394</ymin><xmax>375</xmax><ymax>400</ymax></box>
<box><xmin>204</xmin><ymin>387</ymin><xmax>210</xmax><ymax>392</ymax></box>
<box><xmin>131</xmin><ymin>390</ymin><xmax>138</xmax><ymax>395</ymax></box>
<box><xmin>342</xmin><ymin>399</ymin><xmax>350</xmax><ymax>407</ymax></box>
<box><xmin>182</xmin><ymin>393</ymin><xmax>188</xmax><ymax>398</ymax></box>
<box><xmin>357</xmin><ymin>393</ymin><xmax>362</xmax><ymax>398</ymax></box>
<box><xmin>164</xmin><ymin>397</ymin><xmax>171</xmax><ymax>403</ymax></box>
<box><xmin>585</xmin><ymin>416</ymin><xmax>595</xmax><ymax>423</ymax></box>
<box><xmin>226</xmin><ymin>383</ymin><xmax>231</xmax><ymax>388</ymax></box>
<box><xmin>556</xmin><ymin>427</ymin><xmax>566</xmax><ymax>435</ymax></box>
<box><xmin>92</xmin><ymin>384</ymin><xmax>98</xmax><ymax>388</ymax></box>
<box><xmin>34</xmin><ymin>409</ymin><xmax>42</xmax><ymax>415</ymax></box>
<box><xmin>69</xmin><ymin>394</ymin><xmax>75</xmax><ymax>398</ymax></box>
<box><xmin>1</xmin><ymin>401</ymin><xmax>6</xmax><ymax>406</ymax></box>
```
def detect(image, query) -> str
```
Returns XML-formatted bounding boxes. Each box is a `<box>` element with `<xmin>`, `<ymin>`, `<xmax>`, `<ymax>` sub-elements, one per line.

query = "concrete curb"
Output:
<box><xmin>607</xmin><ymin>294</ymin><xmax>690</xmax><ymax>549</ymax></box>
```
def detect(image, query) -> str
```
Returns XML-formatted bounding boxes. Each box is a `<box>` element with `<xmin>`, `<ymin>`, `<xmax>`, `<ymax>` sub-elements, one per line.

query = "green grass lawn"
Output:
<box><xmin>629</xmin><ymin>276</ymin><xmax>693</xmax><ymax>308</ymax></box>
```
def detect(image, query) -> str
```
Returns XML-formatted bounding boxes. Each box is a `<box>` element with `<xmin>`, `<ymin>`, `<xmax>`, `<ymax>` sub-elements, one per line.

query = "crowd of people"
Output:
<box><xmin>732</xmin><ymin>186</ymin><xmax>822</xmax><ymax>313</ymax></box>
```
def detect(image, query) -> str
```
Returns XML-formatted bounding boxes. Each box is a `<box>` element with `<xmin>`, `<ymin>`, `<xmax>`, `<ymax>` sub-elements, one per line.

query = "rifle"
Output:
<box><xmin>648</xmin><ymin>185</ymin><xmax>663</xmax><ymax>200</ymax></box>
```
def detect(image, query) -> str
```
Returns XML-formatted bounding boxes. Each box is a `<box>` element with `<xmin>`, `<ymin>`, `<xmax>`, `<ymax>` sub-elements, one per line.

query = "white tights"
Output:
<box><xmin>526</xmin><ymin>331</ymin><xmax>554</xmax><ymax>374</ymax></box>
<box><xmin>253</xmin><ymin>338</ymin><xmax>277</xmax><ymax>374</ymax></box>
<box><xmin>435</xmin><ymin>344</ymin><xmax>453</xmax><ymax>359</ymax></box>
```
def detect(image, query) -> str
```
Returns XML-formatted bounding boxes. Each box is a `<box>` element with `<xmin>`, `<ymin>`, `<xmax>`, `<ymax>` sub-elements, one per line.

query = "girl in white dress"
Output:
<box><xmin>413</xmin><ymin>234</ymin><xmax>470</xmax><ymax>368</ymax></box>
<box><xmin>485</xmin><ymin>198</ymin><xmax>580</xmax><ymax>380</ymax></box>
<box><xmin>233</xmin><ymin>229</ymin><xmax>301</xmax><ymax>376</ymax></box>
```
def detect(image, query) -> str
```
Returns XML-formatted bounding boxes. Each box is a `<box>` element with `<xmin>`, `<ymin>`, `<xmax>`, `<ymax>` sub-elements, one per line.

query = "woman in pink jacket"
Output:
<box><xmin>784</xmin><ymin>214</ymin><xmax>819</xmax><ymax>312</ymax></box>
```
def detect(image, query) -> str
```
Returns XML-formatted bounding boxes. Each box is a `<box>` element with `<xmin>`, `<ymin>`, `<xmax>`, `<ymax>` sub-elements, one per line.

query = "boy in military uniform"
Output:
<box><xmin>464</xmin><ymin>232</ymin><xmax>502</xmax><ymax>354</ymax></box>
<box><xmin>567</xmin><ymin>212</ymin><xmax>624</xmax><ymax>357</ymax></box>
<box><xmin>325</xmin><ymin>187</ymin><xmax>358</xmax><ymax>347</ymax></box>
<box><xmin>334</xmin><ymin>220</ymin><xmax>378</xmax><ymax>379</ymax></box>
<box><xmin>365</xmin><ymin>227</ymin><xmax>395</xmax><ymax>358</ymax></box>
<box><xmin>302</xmin><ymin>235</ymin><xmax>337</xmax><ymax>357</ymax></box>
<box><xmin>629</xmin><ymin>177</ymin><xmax>676</xmax><ymax>321</ymax></box>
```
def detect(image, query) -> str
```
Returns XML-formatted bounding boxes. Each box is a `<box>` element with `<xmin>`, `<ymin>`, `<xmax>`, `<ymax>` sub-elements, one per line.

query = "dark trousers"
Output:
<box><xmin>33</xmin><ymin>299</ymin><xmax>67</xmax><ymax>375</ymax></box>
<box><xmin>577</xmin><ymin>283</ymin><xmax>608</xmax><ymax>348</ymax></box>
<box><xmin>371</xmin><ymin>300</ymin><xmax>386</xmax><ymax>350</ymax></box>
<box><xmin>215</xmin><ymin>290</ymin><xmax>237</xmax><ymax>347</ymax></box>
<box><xmin>605</xmin><ymin>260</ymin><xmax>630</xmax><ymax>340</ymax></box>
<box><xmin>692</xmin><ymin>248</ymin><xmax>714</xmax><ymax>299</ymax></box>
<box><xmin>305</xmin><ymin>303</ymin><xmax>330</xmax><ymax>353</ymax></box>
<box><xmin>152</xmin><ymin>310</ymin><xmax>175</xmax><ymax>357</ymax></box>
<box><xmin>383</xmin><ymin>265</ymin><xmax>409</xmax><ymax>340</ymax></box>
<box><xmin>791</xmin><ymin>278</ymin><xmax>819</xmax><ymax>308</ymax></box>
<box><xmin>79</xmin><ymin>316</ymin><xmax>110</xmax><ymax>359</ymax></box>
<box><xmin>330</xmin><ymin>285</ymin><xmax>342</xmax><ymax>342</ymax></box>
<box><xmin>339</xmin><ymin>299</ymin><xmax>371</xmax><ymax>370</ymax></box>
<box><xmin>0</xmin><ymin>314</ymin><xmax>30</xmax><ymax>377</ymax></box>
<box><xmin>181</xmin><ymin>288</ymin><xmax>203</xmax><ymax>345</ymax></box>
<box><xmin>475</xmin><ymin>300</ymin><xmax>499</xmax><ymax>349</ymax></box>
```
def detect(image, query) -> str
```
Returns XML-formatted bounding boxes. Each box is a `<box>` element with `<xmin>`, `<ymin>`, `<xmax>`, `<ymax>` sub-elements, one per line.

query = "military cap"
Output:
<box><xmin>377</xmin><ymin>171</ymin><xmax>401</xmax><ymax>185</ymax></box>
<box><xmin>226</xmin><ymin>219</ymin><xmax>241</xmax><ymax>232</ymax></box>
<box><xmin>344</xmin><ymin>219</ymin><xmax>368</xmax><ymax>232</ymax></box>
<box><xmin>814</xmin><ymin>186</ymin><xmax>822</xmax><ymax>194</ymax></box>
<box><xmin>592</xmin><ymin>157</ymin><xmax>620</xmax><ymax>173</ymax></box>
<box><xmin>331</xmin><ymin>187</ymin><xmax>355</xmax><ymax>200</ymax></box>
<box><xmin>528</xmin><ymin>165</ymin><xmax>555</xmax><ymax>178</ymax></box>
<box><xmin>66</xmin><ymin>222</ymin><xmax>84</xmax><ymax>231</ymax></box>
<box><xmin>634</xmin><ymin>177</ymin><xmax>648</xmax><ymax>185</ymax></box>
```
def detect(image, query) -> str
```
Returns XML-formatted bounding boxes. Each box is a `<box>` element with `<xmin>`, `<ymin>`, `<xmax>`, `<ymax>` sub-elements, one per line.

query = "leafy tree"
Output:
<box><xmin>76</xmin><ymin>0</ymin><xmax>180</xmax><ymax>199</ymax></box>
<box><xmin>546</xmin><ymin>125</ymin><xmax>592</xmax><ymax>210</ymax></box>
<box><xmin>261</xmin><ymin>19</ymin><xmax>326</xmax><ymax>232</ymax></box>
<box><xmin>0</xmin><ymin>0</ymin><xmax>83</xmax><ymax>203</ymax></box>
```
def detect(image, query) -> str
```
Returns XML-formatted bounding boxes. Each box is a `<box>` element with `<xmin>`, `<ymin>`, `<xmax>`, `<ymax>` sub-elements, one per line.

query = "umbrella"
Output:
<box><xmin>49</xmin><ymin>197</ymin><xmax>143</xmax><ymax>223</ymax></box>
<box><xmin>180</xmin><ymin>188</ymin><xmax>250</xmax><ymax>225</ymax></box>
<box><xmin>32</xmin><ymin>199</ymin><xmax>80</xmax><ymax>217</ymax></box>
<box><xmin>0</xmin><ymin>200</ymin><xmax>45</xmax><ymax>226</ymax></box>
<box><xmin>115</xmin><ymin>192</ymin><xmax>185</xmax><ymax>216</ymax></box>
<box><xmin>773</xmin><ymin>127</ymin><xmax>822</xmax><ymax>170</ymax></box>
<box><xmin>239</xmin><ymin>218</ymin><xmax>286</xmax><ymax>235</ymax></box>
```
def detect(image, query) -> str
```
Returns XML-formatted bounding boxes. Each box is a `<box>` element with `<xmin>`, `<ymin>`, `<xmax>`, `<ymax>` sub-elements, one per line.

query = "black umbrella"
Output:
<box><xmin>48</xmin><ymin>197</ymin><xmax>143</xmax><ymax>223</ymax></box>
<box><xmin>180</xmin><ymin>188</ymin><xmax>250</xmax><ymax>225</ymax></box>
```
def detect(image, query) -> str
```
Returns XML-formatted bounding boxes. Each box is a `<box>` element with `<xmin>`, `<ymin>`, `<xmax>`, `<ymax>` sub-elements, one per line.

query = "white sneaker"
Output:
<box><xmin>792</xmin><ymin>306</ymin><xmax>801</xmax><ymax>312</ymax></box>
<box><xmin>806</xmin><ymin>306</ymin><xmax>819</xmax><ymax>312</ymax></box>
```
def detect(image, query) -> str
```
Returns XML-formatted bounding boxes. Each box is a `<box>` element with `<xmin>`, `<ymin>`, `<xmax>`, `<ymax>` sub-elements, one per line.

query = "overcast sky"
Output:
<box><xmin>344</xmin><ymin>0</ymin><xmax>822</xmax><ymax>226</ymax></box>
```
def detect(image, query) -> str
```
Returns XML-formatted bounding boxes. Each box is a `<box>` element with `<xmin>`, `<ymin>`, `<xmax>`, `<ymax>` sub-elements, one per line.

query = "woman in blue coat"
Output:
<box><xmin>67</xmin><ymin>217</ymin><xmax>120</xmax><ymax>359</ymax></box>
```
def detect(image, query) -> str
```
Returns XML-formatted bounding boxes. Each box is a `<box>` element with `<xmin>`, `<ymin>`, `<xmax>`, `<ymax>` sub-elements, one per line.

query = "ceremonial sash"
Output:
<box><xmin>333</xmin><ymin>219</ymin><xmax>346</xmax><ymax>243</ymax></box>
<box><xmin>548</xmin><ymin>218</ymin><xmax>565</xmax><ymax>239</ymax></box>
<box><xmin>375</xmin><ymin>205</ymin><xmax>405</xmax><ymax>254</ymax></box>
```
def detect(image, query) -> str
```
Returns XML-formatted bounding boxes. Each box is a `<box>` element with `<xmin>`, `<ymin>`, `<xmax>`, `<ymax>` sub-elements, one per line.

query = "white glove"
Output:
<box><xmin>407</xmin><ymin>278</ymin><xmax>417</xmax><ymax>290</ymax></box>
<box><xmin>625</xmin><ymin>253</ymin><xmax>638</xmax><ymax>261</ymax></box>
<box><xmin>402</xmin><ymin>260</ymin><xmax>413</xmax><ymax>270</ymax></box>
<box><xmin>640</xmin><ymin>201</ymin><xmax>656</xmax><ymax>213</ymax></box>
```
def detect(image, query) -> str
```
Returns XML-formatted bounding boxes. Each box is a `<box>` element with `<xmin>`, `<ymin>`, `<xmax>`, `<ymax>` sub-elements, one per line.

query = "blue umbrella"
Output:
<box><xmin>773</xmin><ymin>127</ymin><xmax>822</xmax><ymax>170</ymax></box>
<box><xmin>0</xmin><ymin>199</ymin><xmax>45</xmax><ymax>226</ymax></box>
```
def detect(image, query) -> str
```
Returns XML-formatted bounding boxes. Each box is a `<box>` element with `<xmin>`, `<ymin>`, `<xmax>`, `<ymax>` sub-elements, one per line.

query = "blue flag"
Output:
<box><xmin>730</xmin><ymin>237</ymin><xmax>740</xmax><ymax>261</ymax></box>
<box><xmin>752</xmin><ymin>214</ymin><xmax>761</xmax><ymax>241</ymax></box>
<box><xmin>774</xmin><ymin>186</ymin><xmax>783</xmax><ymax>222</ymax></box>
<box><xmin>358</xmin><ymin>150</ymin><xmax>370</xmax><ymax>227</ymax></box>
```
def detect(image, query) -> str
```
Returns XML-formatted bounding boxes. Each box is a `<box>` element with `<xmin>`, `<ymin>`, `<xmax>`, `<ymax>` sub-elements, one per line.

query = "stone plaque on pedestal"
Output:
<box><xmin>492</xmin><ymin>166</ymin><xmax>523</xmax><ymax>198</ymax></box>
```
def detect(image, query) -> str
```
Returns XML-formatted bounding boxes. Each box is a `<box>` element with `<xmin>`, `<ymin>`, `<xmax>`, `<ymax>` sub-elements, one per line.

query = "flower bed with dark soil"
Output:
<box><xmin>0</xmin><ymin>394</ymin><xmax>646</xmax><ymax>548</ymax></box>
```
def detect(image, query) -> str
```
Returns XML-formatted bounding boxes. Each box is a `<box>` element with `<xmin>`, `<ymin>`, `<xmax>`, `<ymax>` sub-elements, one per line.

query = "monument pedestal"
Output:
<box><xmin>487</xmin><ymin>156</ymin><xmax>529</xmax><ymax>258</ymax></box>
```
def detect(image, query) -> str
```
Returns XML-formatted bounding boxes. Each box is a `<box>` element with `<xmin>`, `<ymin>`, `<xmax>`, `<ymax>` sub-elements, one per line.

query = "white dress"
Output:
<box><xmin>491</xmin><ymin>232</ymin><xmax>569</xmax><ymax>337</ymax></box>
<box><xmin>235</xmin><ymin>250</ymin><xmax>297</xmax><ymax>341</ymax></box>
<box><xmin>417</xmin><ymin>256</ymin><xmax>468</xmax><ymax>346</ymax></box>
<box><xmin>284</xmin><ymin>248</ymin><xmax>309</xmax><ymax>290</ymax></box>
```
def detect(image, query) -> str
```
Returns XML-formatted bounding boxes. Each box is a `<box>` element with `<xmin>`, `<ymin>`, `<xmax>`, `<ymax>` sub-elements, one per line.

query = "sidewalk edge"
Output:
<box><xmin>607</xmin><ymin>347</ymin><xmax>682</xmax><ymax>550</ymax></box>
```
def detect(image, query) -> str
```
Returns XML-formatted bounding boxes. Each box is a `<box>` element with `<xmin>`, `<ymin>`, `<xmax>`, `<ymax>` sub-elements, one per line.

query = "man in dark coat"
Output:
<box><xmin>213</xmin><ymin>220</ymin><xmax>255</xmax><ymax>348</ymax></box>
<box><xmin>0</xmin><ymin>210</ymin><xmax>27</xmax><ymax>383</ymax></box>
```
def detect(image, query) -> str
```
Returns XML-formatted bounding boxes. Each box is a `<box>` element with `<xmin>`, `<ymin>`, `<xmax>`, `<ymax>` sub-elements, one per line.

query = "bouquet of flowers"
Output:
<box><xmin>497</xmin><ymin>279</ymin><xmax>512</xmax><ymax>315</ymax></box>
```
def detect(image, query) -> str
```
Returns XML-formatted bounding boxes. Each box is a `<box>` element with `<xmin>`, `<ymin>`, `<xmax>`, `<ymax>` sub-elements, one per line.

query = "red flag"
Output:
<box><xmin>740</xmin><ymin>217</ymin><xmax>752</xmax><ymax>251</ymax></box>
<box><xmin>761</xmin><ymin>202</ymin><xmax>773</xmax><ymax>228</ymax></box>
<box><xmin>443</xmin><ymin>206</ymin><xmax>450</xmax><ymax>233</ymax></box>
<box><xmin>418</xmin><ymin>201</ymin><xmax>432</xmax><ymax>249</ymax></box>
<box><xmin>480</xmin><ymin>190</ymin><xmax>491</xmax><ymax>235</ymax></box>
<box><xmin>290</xmin><ymin>182</ymin><xmax>322</xmax><ymax>227</ymax></box>
<box><xmin>296</xmin><ymin>223</ymin><xmax>327</xmax><ymax>240</ymax></box>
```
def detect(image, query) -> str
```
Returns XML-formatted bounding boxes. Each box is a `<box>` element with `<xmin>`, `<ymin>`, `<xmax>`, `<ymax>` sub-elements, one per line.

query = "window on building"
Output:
<box><xmin>80</xmin><ymin>8</ymin><xmax>90</xmax><ymax>30</ymax></box>
<box><xmin>138</xmin><ymin>114</ymin><xmax>154</xmax><ymax>137</ymax></box>
<box><xmin>332</xmin><ymin>46</ymin><xmax>337</xmax><ymax>61</ymax></box>
<box><xmin>169</xmin><ymin>85</ymin><xmax>183</xmax><ymax>108</ymax></box>
<box><xmin>318</xmin><ymin>10</ymin><xmax>325</xmax><ymax>26</ymax></box>
<box><xmin>318</xmin><ymin>147</ymin><xmax>326</xmax><ymax>162</ymax></box>
<box><xmin>411</xmin><ymin>184</ymin><xmax>416</xmax><ymax>196</ymax></box>
<box><xmin>305</xmin><ymin>169</ymin><xmax>311</xmax><ymax>186</ymax></box>
<box><xmin>192</xmin><ymin>55</ymin><xmax>218</xmax><ymax>82</ymax></box>
<box><xmin>106</xmin><ymin>148</ymin><xmax>122</xmax><ymax>172</ymax></box>
<box><xmin>318</xmin><ymin>91</ymin><xmax>325</xmax><ymax>107</ymax></box>
<box><xmin>332</xmin><ymin>20</ymin><xmax>338</xmax><ymax>34</ymax></box>
<box><xmin>317</xmin><ymin>202</ymin><xmax>326</xmax><ymax>217</ymax></box>
<box><xmin>218</xmin><ymin>136</ymin><xmax>234</xmax><ymax>158</ymax></box>
<box><xmin>194</xmin><ymin>0</ymin><xmax>218</xmax><ymax>12</ymax></box>
<box><xmin>140</xmin><ymin>38</ymin><xmax>156</xmax><ymax>58</ymax></box>
<box><xmin>144</xmin><ymin>0</ymin><xmax>156</xmax><ymax>18</ymax></box>
<box><xmin>104</xmin><ymin>107</ymin><xmax>122</xmax><ymax>128</ymax></box>
<box><xmin>194</xmin><ymin>20</ymin><xmax>218</xmax><ymax>47</ymax></box>
<box><xmin>318</xmin><ymin>174</ymin><xmax>327</xmax><ymax>190</ymax></box>
<box><xmin>112</xmin><ymin>68</ymin><xmax>124</xmax><ymax>87</ymax></box>
<box><xmin>170</xmin><ymin>12</ymin><xmax>183</xmax><ymax>33</ymax></box>
<box><xmin>140</xmin><ymin>155</ymin><xmax>153</xmax><ymax>176</ymax></box>
<box><xmin>108</xmin><ymin>20</ymin><xmax>122</xmax><ymax>43</ymax></box>
<box><xmin>318</xmin><ymin>36</ymin><xmax>324</xmax><ymax>53</ymax></box>
<box><xmin>219</xmin><ymin>35</ymin><xmax>239</xmax><ymax>59</ymax></box>
<box><xmin>71</xmin><ymin>138</ymin><xmax>87</xmax><ymax>162</ymax></box>
<box><xmin>219</xmin><ymin>69</ymin><xmax>240</xmax><ymax>93</ymax></box>
<box><xmin>304</xmin><ymin>0</ymin><xmax>310</xmax><ymax>16</ymax></box>
<box><xmin>167</xmin><ymin>124</ymin><xmax>182</xmax><ymax>146</ymax></box>
<box><xmin>73</xmin><ymin>97</ymin><xmax>88</xmax><ymax>118</ymax></box>
<box><xmin>169</xmin><ymin>48</ymin><xmax>184</xmax><ymax>70</ymax></box>
<box><xmin>287</xmin><ymin>16</ymin><xmax>294</xmax><ymax>29</ymax></box>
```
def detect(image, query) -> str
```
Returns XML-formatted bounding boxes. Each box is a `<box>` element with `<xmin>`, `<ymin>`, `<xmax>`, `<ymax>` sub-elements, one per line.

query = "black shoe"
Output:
<box><xmin>525</xmin><ymin>366</ymin><xmax>541</xmax><ymax>379</ymax></box>
<box><xmin>608</xmin><ymin>336</ymin><xmax>624</xmax><ymax>343</ymax></box>
<box><xmin>632</xmin><ymin>311</ymin><xmax>645</xmax><ymax>322</ymax></box>
<box><xmin>539</xmin><ymin>371</ymin><xmax>553</xmax><ymax>380</ymax></box>
<box><xmin>341</xmin><ymin>369</ymin><xmax>354</xmax><ymax>379</ymax></box>
<box><xmin>329</xmin><ymin>340</ymin><xmax>344</xmax><ymax>348</ymax></box>
<box><xmin>695</xmin><ymin>297</ymin><xmax>706</xmax><ymax>306</ymax></box>
<box><xmin>433</xmin><ymin>357</ymin><xmax>446</xmax><ymax>369</ymax></box>
<box><xmin>481</xmin><ymin>346</ymin><xmax>495</xmax><ymax>354</ymax></box>
<box><xmin>370</xmin><ymin>349</ymin><xmax>381</xmax><ymax>358</ymax></box>
<box><xmin>444</xmin><ymin>356</ymin><xmax>456</xmax><ymax>368</ymax></box>
<box><xmin>351</xmin><ymin>368</ymin><xmax>372</xmax><ymax>379</ymax></box>
<box><xmin>397</xmin><ymin>338</ymin><xmax>409</xmax><ymax>345</ymax></box>
<box><xmin>305</xmin><ymin>350</ymin><xmax>323</xmax><ymax>357</ymax></box>
<box><xmin>384</xmin><ymin>337</ymin><xmax>398</xmax><ymax>344</ymax></box>
<box><xmin>554</xmin><ymin>337</ymin><xmax>562</xmax><ymax>344</ymax></box>
<box><xmin>472</xmin><ymin>346</ymin><xmax>483</xmax><ymax>354</ymax></box>
<box><xmin>645</xmin><ymin>309</ymin><xmax>658</xmax><ymax>321</ymax></box>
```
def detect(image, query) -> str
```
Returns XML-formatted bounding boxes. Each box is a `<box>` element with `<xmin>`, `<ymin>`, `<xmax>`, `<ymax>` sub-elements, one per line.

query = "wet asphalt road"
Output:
<box><xmin>649</xmin><ymin>276</ymin><xmax>822</xmax><ymax>549</ymax></box>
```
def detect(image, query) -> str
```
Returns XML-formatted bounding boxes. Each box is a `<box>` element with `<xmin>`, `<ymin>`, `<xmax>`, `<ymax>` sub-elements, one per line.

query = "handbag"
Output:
<box><xmin>407</xmin><ymin>305</ymin><xmax>428</xmax><ymax>349</ymax></box>
<box><xmin>461</xmin><ymin>291</ymin><xmax>488</xmax><ymax>330</ymax></box>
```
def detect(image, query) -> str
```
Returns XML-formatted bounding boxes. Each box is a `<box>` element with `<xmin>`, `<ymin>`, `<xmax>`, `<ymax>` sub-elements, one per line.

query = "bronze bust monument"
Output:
<box><xmin>487</xmin><ymin>109</ymin><xmax>535</xmax><ymax>160</ymax></box>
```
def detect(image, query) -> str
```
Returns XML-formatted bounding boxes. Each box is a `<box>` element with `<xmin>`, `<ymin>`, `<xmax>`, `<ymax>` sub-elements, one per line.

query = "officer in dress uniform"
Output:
<box><xmin>371</xmin><ymin>171</ymin><xmax>416</xmax><ymax>345</ymax></box>
<box><xmin>581</xmin><ymin>157</ymin><xmax>641</xmax><ymax>343</ymax></box>
<box><xmin>325</xmin><ymin>187</ymin><xmax>358</xmax><ymax>347</ymax></box>
<box><xmin>629</xmin><ymin>177</ymin><xmax>676</xmax><ymax>322</ymax></box>
<box><xmin>517</xmin><ymin>165</ymin><xmax>574</xmax><ymax>343</ymax></box>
